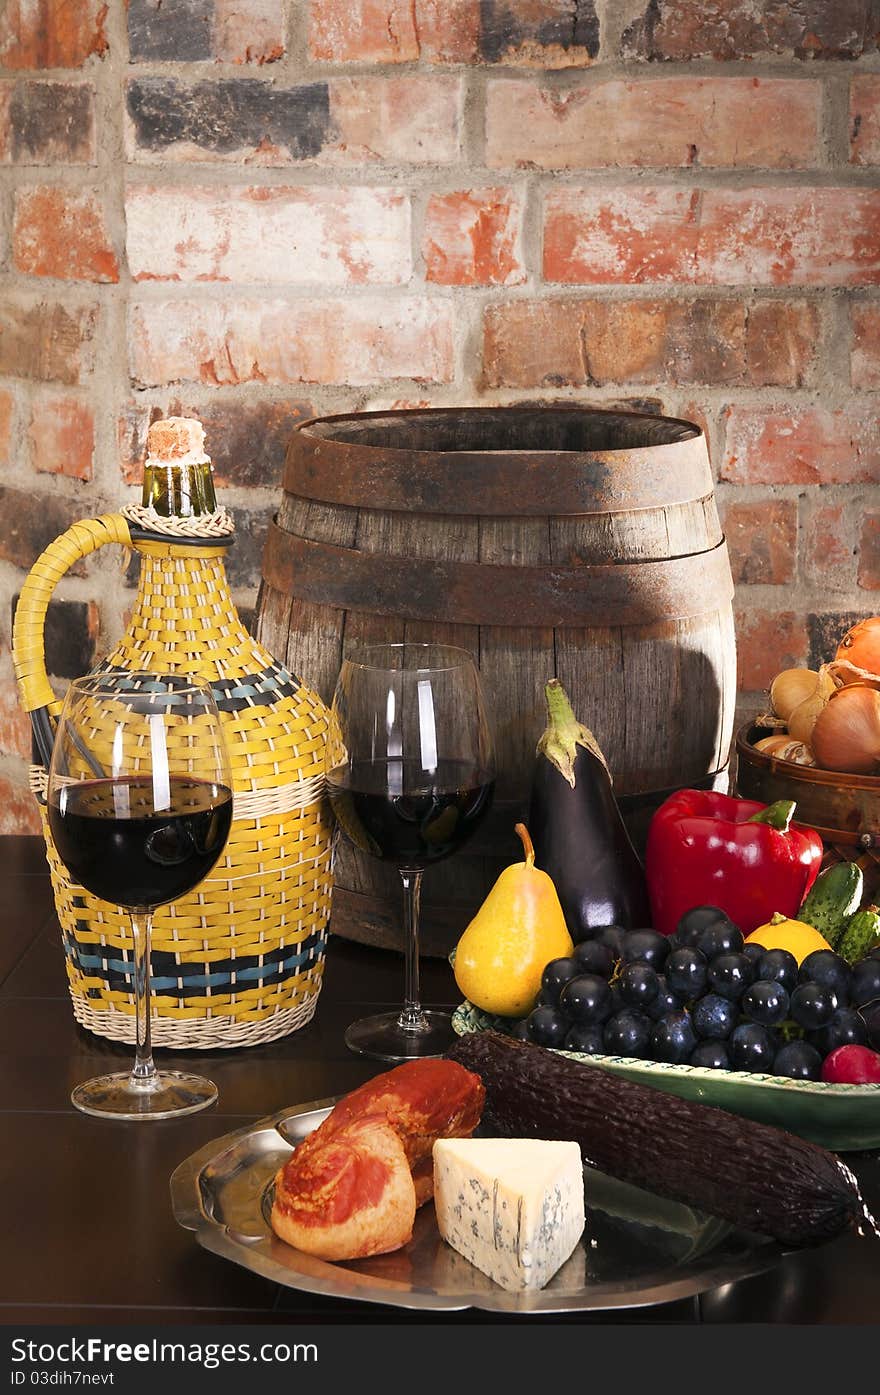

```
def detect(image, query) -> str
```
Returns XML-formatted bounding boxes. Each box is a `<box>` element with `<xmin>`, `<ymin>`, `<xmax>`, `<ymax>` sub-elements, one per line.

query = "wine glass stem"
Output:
<box><xmin>129</xmin><ymin>909</ymin><xmax>158</xmax><ymax>1091</ymax></box>
<box><xmin>398</xmin><ymin>869</ymin><xmax>428</xmax><ymax>1033</ymax></box>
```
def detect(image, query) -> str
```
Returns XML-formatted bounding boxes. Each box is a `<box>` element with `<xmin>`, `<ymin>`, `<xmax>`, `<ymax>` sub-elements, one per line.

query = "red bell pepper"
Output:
<box><xmin>645</xmin><ymin>790</ymin><xmax>824</xmax><ymax>937</ymax></box>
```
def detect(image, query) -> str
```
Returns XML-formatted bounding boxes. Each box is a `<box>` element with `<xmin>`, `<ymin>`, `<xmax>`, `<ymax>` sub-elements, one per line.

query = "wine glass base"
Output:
<box><xmin>344</xmin><ymin>1010</ymin><xmax>454</xmax><ymax>1063</ymax></box>
<box><xmin>71</xmin><ymin>1070</ymin><xmax>218</xmax><ymax>1121</ymax></box>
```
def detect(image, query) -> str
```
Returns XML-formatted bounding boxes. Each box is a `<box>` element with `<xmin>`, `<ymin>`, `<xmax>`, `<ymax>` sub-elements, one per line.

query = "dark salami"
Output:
<box><xmin>448</xmin><ymin>1031</ymin><xmax>874</xmax><ymax>1248</ymax></box>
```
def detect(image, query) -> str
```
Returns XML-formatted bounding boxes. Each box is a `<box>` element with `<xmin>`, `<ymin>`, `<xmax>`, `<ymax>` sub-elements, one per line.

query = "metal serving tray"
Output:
<box><xmin>170</xmin><ymin>1097</ymin><xmax>787</xmax><ymax>1314</ymax></box>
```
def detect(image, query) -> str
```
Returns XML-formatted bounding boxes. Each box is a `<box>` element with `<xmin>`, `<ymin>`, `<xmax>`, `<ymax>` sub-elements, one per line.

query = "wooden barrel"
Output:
<box><xmin>255</xmin><ymin>406</ymin><xmax>736</xmax><ymax>955</ymax></box>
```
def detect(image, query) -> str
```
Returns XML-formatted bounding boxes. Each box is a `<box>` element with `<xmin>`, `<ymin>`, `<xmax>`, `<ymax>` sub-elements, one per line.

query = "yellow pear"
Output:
<box><xmin>454</xmin><ymin>824</ymin><xmax>574</xmax><ymax>1018</ymax></box>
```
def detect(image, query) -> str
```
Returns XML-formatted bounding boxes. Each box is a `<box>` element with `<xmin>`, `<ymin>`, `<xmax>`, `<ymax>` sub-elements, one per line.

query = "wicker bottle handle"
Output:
<box><xmin>12</xmin><ymin>512</ymin><xmax>132</xmax><ymax>766</ymax></box>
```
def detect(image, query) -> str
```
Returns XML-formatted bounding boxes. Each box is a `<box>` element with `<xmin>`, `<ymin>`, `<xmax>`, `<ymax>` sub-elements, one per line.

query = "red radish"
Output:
<box><xmin>822</xmin><ymin>1044</ymin><xmax>880</xmax><ymax>1084</ymax></box>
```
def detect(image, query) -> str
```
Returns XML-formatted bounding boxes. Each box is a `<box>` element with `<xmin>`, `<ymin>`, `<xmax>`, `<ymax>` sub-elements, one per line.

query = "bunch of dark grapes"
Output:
<box><xmin>511</xmin><ymin>909</ymin><xmax>880</xmax><ymax>1079</ymax></box>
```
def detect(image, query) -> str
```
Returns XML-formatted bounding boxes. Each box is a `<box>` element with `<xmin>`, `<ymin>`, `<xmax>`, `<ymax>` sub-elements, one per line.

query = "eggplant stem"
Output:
<box><xmin>514</xmin><ymin>822</ymin><xmax>535</xmax><ymax>868</ymax></box>
<box><xmin>537</xmin><ymin>678</ymin><xmax>609</xmax><ymax>789</ymax></box>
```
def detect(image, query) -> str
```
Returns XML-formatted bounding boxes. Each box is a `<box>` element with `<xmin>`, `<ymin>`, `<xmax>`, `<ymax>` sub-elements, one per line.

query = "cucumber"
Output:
<box><xmin>839</xmin><ymin>906</ymin><xmax>880</xmax><ymax>965</ymax></box>
<box><xmin>798</xmin><ymin>862</ymin><xmax>864</xmax><ymax>949</ymax></box>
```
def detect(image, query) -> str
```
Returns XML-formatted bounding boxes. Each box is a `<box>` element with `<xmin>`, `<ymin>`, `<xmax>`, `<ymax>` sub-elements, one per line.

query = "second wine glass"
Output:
<box><xmin>326</xmin><ymin>643</ymin><xmax>495</xmax><ymax>1062</ymax></box>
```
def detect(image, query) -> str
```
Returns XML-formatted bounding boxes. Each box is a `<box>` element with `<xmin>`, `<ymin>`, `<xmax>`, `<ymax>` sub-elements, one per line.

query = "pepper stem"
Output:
<box><xmin>746</xmin><ymin>799</ymin><xmax>797</xmax><ymax>834</ymax></box>
<box><xmin>537</xmin><ymin>678</ymin><xmax>608</xmax><ymax>789</ymax></box>
<box><xmin>514</xmin><ymin>823</ymin><xmax>535</xmax><ymax>868</ymax></box>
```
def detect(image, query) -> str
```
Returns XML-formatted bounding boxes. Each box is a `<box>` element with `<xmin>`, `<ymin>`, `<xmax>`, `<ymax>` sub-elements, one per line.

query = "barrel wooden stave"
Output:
<box><xmin>257</xmin><ymin>407</ymin><xmax>736</xmax><ymax>955</ymax></box>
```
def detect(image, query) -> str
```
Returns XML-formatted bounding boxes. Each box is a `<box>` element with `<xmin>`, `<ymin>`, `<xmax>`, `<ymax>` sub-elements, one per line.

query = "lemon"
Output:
<box><xmin>744</xmin><ymin>916</ymin><xmax>833</xmax><ymax>965</ymax></box>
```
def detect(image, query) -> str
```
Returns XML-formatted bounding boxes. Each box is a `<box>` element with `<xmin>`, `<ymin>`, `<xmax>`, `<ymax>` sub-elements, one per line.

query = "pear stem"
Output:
<box><xmin>514</xmin><ymin>822</ymin><xmax>535</xmax><ymax>868</ymax></box>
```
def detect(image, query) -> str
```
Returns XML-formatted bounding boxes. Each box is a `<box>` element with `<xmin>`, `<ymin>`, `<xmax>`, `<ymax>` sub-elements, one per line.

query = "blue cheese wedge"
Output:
<box><xmin>432</xmin><ymin>1138</ymin><xmax>585</xmax><ymax>1292</ymax></box>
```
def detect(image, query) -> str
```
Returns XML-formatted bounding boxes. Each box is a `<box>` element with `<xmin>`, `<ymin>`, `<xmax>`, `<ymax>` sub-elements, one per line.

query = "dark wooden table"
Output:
<box><xmin>2</xmin><ymin>833</ymin><xmax>879</xmax><ymax>1326</ymax></box>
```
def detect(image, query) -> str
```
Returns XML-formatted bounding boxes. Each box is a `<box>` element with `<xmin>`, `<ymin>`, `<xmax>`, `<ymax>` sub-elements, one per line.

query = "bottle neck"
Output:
<box><xmin>142</xmin><ymin>459</ymin><xmax>217</xmax><ymax>518</ymax></box>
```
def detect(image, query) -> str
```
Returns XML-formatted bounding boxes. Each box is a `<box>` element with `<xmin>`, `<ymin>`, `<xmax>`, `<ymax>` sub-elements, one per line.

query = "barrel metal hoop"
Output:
<box><xmin>285</xmin><ymin>411</ymin><xmax>712</xmax><ymax>517</ymax></box>
<box><xmin>262</xmin><ymin>523</ymin><xmax>734</xmax><ymax>628</ymax></box>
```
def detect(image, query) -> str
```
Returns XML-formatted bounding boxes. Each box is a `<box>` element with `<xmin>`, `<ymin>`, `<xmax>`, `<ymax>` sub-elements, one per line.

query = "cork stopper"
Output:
<box><xmin>146</xmin><ymin>416</ymin><xmax>207</xmax><ymax>462</ymax></box>
<box><xmin>142</xmin><ymin>415</ymin><xmax>216</xmax><ymax>516</ymax></box>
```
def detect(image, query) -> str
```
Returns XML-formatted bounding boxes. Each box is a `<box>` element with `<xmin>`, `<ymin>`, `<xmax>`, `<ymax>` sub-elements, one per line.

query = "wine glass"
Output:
<box><xmin>326</xmin><ymin>643</ymin><xmax>495</xmax><ymax>1062</ymax></box>
<box><xmin>47</xmin><ymin>672</ymin><xmax>233</xmax><ymax>1120</ymax></box>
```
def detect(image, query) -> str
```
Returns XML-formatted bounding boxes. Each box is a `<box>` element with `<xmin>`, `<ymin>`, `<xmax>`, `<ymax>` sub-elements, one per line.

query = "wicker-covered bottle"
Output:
<box><xmin>12</xmin><ymin>417</ymin><xmax>334</xmax><ymax>1049</ymax></box>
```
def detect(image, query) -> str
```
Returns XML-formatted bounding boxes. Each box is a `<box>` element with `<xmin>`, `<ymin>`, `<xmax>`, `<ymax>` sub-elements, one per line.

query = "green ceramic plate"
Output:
<box><xmin>452</xmin><ymin>1001</ymin><xmax>880</xmax><ymax>1152</ymax></box>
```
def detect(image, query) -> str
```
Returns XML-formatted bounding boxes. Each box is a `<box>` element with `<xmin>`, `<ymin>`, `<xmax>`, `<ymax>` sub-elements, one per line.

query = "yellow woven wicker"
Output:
<box><xmin>12</xmin><ymin>506</ymin><xmax>334</xmax><ymax>1050</ymax></box>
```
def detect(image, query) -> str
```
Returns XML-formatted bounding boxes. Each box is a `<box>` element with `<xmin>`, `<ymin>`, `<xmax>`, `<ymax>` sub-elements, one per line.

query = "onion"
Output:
<box><xmin>827</xmin><ymin>658</ymin><xmax>880</xmax><ymax>692</ymax></box>
<box><xmin>811</xmin><ymin>685</ymin><xmax>880</xmax><ymax>775</ymax></box>
<box><xmin>780</xmin><ymin>741</ymin><xmax>815</xmax><ymax>766</ymax></box>
<box><xmin>769</xmin><ymin>668</ymin><xmax>819</xmax><ymax>721</ymax></box>
<box><xmin>835</xmin><ymin>617</ymin><xmax>880</xmax><ymax>678</ymax></box>
<box><xmin>787</xmin><ymin>666</ymin><xmax>836</xmax><ymax>745</ymax></box>
<box><xmin>754</xmin><ymin>736</ymin><xmax>815</xmax><ymax>765</ymax></box>
<box><xmin>755</xmin><ymin>735</ymin><xmax>794</xmax><ymax>754</ymax></box>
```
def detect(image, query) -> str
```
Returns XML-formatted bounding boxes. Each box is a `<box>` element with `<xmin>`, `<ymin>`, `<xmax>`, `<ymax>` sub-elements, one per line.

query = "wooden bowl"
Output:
<box><xmin>735</xmin><ymin>722</ymin><xmax>879</xmax><ymax>900</ymax></box>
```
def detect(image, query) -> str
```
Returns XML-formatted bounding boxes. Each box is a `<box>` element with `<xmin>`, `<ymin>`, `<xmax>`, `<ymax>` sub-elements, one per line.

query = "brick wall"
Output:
<box><xmin>1</xmin><ymin>1</ymin><xmax>879</xmax><ymax>831</ymax></box>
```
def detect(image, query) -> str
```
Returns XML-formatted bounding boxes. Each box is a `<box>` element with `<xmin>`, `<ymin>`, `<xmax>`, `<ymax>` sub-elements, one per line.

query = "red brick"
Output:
<box><xmin>129</xmin><ymin>297</ymin><xmax>455</xmax><ymax>388</ymax></box>
<box><xmin>0</xmin><ymin>769</ymin><xmax>42</xmax><ymax>837</ymax></box>
<box><xmin>0</xmin><ymin>485</ymin><xmax>94</xmax><ymax>571</ymax></box>
<box><xmin>803</xmin><ymin>502</ymin><xmax>856</xmax><ymax>590</ymax></box>
<box><xmin>859</xmin><ymin>513</ymin><xmax>880</xmax><ymax>590</ymax></box>
<box><xmin>851</xmin><ymin>76</ymin><xmax>880</xmax><ymax>165</ymax></box>
<box><xmin>0</xmin><ymin>80</ymin><xmax>96</xmax><ymax>166</ymax></box>
<box><xmin>424</xmin><ymin>190</ymin><xmax>524</xmax><ymax>287</ymax></box>
<box><xmin>308</xmin><ymin>0</ymin><xmax>479</xmax><ymax>63</ymax></box>
<box><xmin>481</xmin><ymin>297</ymin><xmax>816</xmax><ymax>389</ymax></box>
<box><xmin>129</xmin><ymin>0</ymin><xmax>285</xmax><ymax>64</ymax></box>
<box><xmin>0</xmin><ymin>0</ymin><xmax>108</xmax><ymax>69</ymax></box>
<box><xmin>487</xmin><ymin>78</ymin><xmax>819</xmax><ymax>170</ymax></box>
<box><xmin>722</xmin><ymin>499</ymin><xmax>797</xmax><ymax>586</ymax></box>
<box><xmin>118</xmin><ymin>396</ymin><xmax>315</xmax><ymax>489</ymax></box>
<box><xmin>125</xmin><ymin>75</ymin><xmax>462</xmax><ymax>166</ymax></box>
<box><xmin>0</xmin><ymin>674</ymin><xmax>32</xmax><ymax>762</ymax></box>
<box><xmin>0</xmin><ymin>390</ymin><xmax>12</xmax><ymax>465</ymax></box>
<box><xmin>126</xmin><ymin>186</ymin><xmax>411</xmax><ymax>285</ymax></box>
<box><xmin>29</xmin><ymin>392</ymin><xmax>94</xmax><ymax>481</ymax></box>
<box><xmin>744</xmin><ymin>301</ymin><xmax>819</xmax><ymax>388</ymax></box>
<box><xmin>308</xmin><ymin>0</ymin><xmax>600</xmax><ymax>66</ymax></box>
<box><xmin>736</xmin><ymin>611</ymin><xmax>808</xmax><ymax>693</ymax></box>
<box><xmin>0</xmin><ymin>297</ymin><xmax>98</xmax><ymax>384</ymax></box>
<box><xmin>543</xmin><ymin>187</ymin><xmax>880</xmax><ymax>287</ymax></box>
<box><xmin>328</xmin><ymin>77</ymin><xmax>462</xmax><ymax>165</ymax></box>
<box><xmin>851</xmin><ymin>302</ymin><xmax>880</xmax><ymax>388</ymax></box>
<box><xmin>722</xmin><ymin>405</ymin><xmax>880</xmax><ymax>486</ymax></box>
<box><xmin>214</xmin><ymin>0</ymin><xmax>284</xmax><ymax>63</ymax></box>
<box><xmin>477</xmin><ymin>0</ymin><xmax>599</xmax><ymax>67</ymax></box>
<box><xmin>214</xmin><ymin>0</ymin><xmax>285</xmax><ymax>63</ymax></box>
<box><xmin>622</xmin><ymin>0</ymin><xmax>877</xmax><ymax>61</ymax></box>
<box><xmin>13</xmin><ymin>187</ymin><xmax>118</xmax><ymax>283</ymax></box>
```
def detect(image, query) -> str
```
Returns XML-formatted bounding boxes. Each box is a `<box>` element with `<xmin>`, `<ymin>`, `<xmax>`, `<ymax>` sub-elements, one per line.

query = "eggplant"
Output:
<box><xmin>527</xmin><ymin>678</ymin><xmax>651</xmax><ymax>937</ymax></box>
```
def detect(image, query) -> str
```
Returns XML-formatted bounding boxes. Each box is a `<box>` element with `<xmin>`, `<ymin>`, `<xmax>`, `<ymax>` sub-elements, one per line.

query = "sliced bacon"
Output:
<box><xmin>270</xmin><ymin>1058</ymin><xmax>484</xmax><ymax>1261</ymax></box>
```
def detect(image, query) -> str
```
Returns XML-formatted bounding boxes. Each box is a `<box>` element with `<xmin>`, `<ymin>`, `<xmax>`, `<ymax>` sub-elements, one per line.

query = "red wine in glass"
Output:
<box><xmin>325</xmin><ymin>758</ymin><xmax>495</xmax><ymax>868</ymax></box>
<box><xmin>49</xmin><ymin>774</ymin><xmax>233</xmax><ymax>909</ymax></box>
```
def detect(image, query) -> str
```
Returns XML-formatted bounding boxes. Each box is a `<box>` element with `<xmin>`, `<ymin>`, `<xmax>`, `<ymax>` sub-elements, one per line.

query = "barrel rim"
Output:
<box><xmin>285</xmin><ymin>405</ymin><xmax>712</xmax><ymax>517</ymax></box>
<box><xmin>291</xmin><ymin>403</ymin><xmax>704</xmax><ymax>456</ymax></box>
